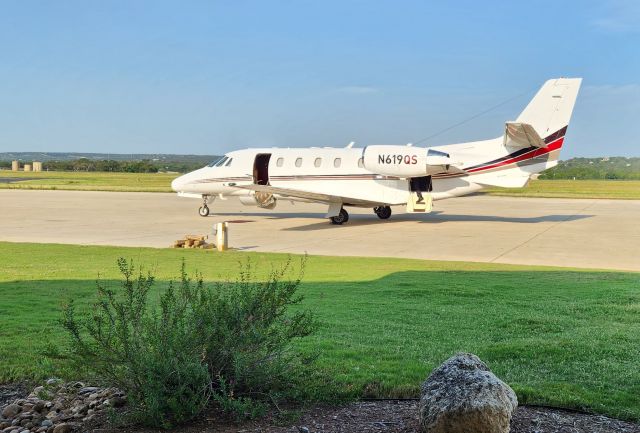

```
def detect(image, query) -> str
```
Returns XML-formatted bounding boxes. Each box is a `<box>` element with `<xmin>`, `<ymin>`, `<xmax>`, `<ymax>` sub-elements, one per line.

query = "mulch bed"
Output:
<box><xmin>96</xmin><ymin>400</ymin><xmax>640</xmax><ymax>433</ymax></box>
<box><xmin>4</xmin><ymin>384</ymin><xmax>638</xmax><ymax>433</ymax></box>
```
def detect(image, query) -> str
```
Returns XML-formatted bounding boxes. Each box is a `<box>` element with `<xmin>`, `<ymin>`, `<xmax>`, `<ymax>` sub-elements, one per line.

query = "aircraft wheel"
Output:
<box><xmin>198</xmin><ymin>205</ymin><xmax>210</xmax><ymax>217</ymax></box>
<box><xmin>330</xmin><ymin>208</ymin><xmax>349</xmax><ymax>225</ymax></box>
<box><xmin>374</xmin><ymin>206</ymin><xmax>392</xmax><ymax>220</ymax></box>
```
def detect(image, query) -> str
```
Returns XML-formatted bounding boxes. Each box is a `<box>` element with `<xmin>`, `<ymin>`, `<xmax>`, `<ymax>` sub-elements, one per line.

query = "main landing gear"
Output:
<box><xmin>374</xmin><ymin>206</ymin><xmax>392</xmax><ymax>220</ymax></box>
<box><xmin>329</xmin><ymin>208</ymin><xmax>349</xmax><ymax>225</ymax></box>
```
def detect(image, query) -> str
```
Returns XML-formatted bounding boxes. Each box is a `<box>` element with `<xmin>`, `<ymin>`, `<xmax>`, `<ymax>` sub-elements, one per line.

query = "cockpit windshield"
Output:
<box><xmin>207</xmin><ymin>156</ymin><xmax>229</xmax><ymax>167</ymax></box>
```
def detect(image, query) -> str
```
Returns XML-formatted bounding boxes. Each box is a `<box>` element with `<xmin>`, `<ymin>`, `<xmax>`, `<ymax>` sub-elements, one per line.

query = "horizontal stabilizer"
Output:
<box><xmin>503</xmin><ymin>122</ymin><xmax>546</xmax><ymax>149</ymax></box>
<box><xmin>471</xmin><ymin>171</ymin><xmax>532</xmax><ymax>188</ymax></box>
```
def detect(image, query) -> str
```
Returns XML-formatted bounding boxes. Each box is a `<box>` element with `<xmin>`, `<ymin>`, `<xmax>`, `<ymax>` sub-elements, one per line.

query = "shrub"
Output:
<box><xmin>58</xmin><ymin>256</ymin><xmax>313</xmax><ymax>428</ymax></box>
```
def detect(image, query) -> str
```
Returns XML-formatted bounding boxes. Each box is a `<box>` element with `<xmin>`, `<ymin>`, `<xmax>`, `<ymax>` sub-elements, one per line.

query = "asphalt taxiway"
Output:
<box><xmin>1</xmin><ymin>190</ymin><xmax>638</xmax><ymax>271</ymax></box>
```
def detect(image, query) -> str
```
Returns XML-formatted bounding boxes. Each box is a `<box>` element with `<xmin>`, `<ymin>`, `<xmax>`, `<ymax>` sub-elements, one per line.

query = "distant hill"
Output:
<box><xmin>540</xmin><ymin>157</ymin><xmax>640</xmax><ymax>180</ymax></box>
<box><xmin>0</xmin><ymin>152</ymin><xmax>217</xmax><ymax>164</ymax></box>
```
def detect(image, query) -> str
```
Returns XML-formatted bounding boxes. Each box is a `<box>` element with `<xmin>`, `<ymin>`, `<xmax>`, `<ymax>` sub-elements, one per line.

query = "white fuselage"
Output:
<box><xmin>170</xmin><ymin>138</ymin><xmax>558</xmax><ymax>207</ymax></box>
<box><xmin>170</xmin><ymin>78</ymin><xmax>582</xmax><ymax>221</ymax></box>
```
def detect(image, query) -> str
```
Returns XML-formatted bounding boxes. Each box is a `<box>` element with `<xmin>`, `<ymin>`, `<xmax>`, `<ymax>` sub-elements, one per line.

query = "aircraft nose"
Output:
<box><xmin>171</xmin><ymin>175</ymin><xmax>186</xmax><ymax>192</ymax></box>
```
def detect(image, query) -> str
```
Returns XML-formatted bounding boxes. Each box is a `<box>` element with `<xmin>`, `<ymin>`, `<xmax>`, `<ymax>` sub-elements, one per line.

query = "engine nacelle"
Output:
<box><xmin>238</xmin><ymin>190</ymin><xmax>277</xmax><ymax>209</ymax></box>
<box><xmin>362</xmin><ymin>145</ymin><xmax>451</xmax><ymax>177</ymax></box>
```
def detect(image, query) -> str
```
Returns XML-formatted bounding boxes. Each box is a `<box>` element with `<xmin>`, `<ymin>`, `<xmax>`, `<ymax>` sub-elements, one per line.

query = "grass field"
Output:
<box><xmin>484</xmin><ymin>179</ymin><xmax>640</xmax><ymax>200</ymax></box>
<box><xmin>0</xmin><ymin>242</ymin><xmax>638</xmax><ymax>420</ymax></box>
<box><xmin>2</xmin><ymin>170</ymin><xmax>640</xmax><ymax>199</ymax></box>
<box><xmin>0</xmin><ymin>170</ymin><xmax>175</xmax><ymax>192</ymax></box>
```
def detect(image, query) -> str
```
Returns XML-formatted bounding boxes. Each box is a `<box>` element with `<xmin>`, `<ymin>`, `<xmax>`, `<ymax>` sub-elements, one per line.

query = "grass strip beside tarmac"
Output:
<box><xmin>0</xmin><ymin>242</ymin><xmax>638</xmax><ymax>420</ymax></box>
<box><xmin>484</xmin><ymin>179</ymin><xmax>640</xmax><ymax>200</ymax></box>
<box><xmin>2</xmin><ymin>171</ymin><xmax>640</xmax><ymax>199</ymax></box>
<box><xmin>0</xmin><ymin>170</ymin><xmax>176</xmax><ymax>192</ymax></box>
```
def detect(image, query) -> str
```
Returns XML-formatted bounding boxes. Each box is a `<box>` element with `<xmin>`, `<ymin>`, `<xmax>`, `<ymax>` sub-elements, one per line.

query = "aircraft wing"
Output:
<box><xmin>228</xmin><ymin>183</ymin><xmax>386</xmax><ymax>207</ymax></box>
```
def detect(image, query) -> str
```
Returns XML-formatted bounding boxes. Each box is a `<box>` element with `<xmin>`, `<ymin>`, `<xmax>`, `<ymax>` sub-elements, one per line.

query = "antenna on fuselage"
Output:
<box><xmin>345</xmin><ymin>141</ymin><xmax>355</xmax><ymax>148</ymax></box>
<box><xmin>406</xmin><ymin>143</ymin><xmax>413</xmax><ymax>147</ymax></box>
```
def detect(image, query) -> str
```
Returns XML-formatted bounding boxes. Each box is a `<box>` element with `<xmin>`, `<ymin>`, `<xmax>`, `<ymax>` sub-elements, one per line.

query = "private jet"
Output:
<box><xmin>171</xmin><ymin>78</ymin><xmax>582</xmax><ymax>224</ymax></box>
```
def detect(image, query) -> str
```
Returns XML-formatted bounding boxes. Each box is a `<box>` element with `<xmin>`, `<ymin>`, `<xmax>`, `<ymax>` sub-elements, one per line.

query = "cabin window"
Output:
<box><xmin>276</xmin><ymin>157</ymin><xmax>284</xmax><ymax>167</ymax></box>
<box><xmin>225</xmin><ymin>158</ymin><xmax>233</xmax><ymax>167</ymax></box>
<box><xmin>334</xmin><ymin>157</ymin><xmax>342</xmax><ymax>168</ymax></box>
<box><xmin>314</xmin><ymin>157</ymin><xmax>322</xmax><ymax>167</ymax></box>
<box><xmin>295</xmin><ymin>157</ymin><xmax>303</xmax><ymax>167</ymax></box>
<box><xmin>357</xmin><ymin>158</ymin><xmax>364</xmax><ymax>168</ymax></box>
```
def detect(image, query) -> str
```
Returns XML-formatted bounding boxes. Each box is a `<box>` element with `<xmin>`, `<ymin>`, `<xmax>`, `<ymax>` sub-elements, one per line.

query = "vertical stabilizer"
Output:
<box><xmin>515</xmin><ymin>78</ymin><xmax>582</xmax><ymax>140</ymax></box>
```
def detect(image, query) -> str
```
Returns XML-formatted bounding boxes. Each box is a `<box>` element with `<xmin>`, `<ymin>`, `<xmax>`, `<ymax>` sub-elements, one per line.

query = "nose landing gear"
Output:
<box><xmin>198</xmin><ymin>195</ymin><xmax>212</xmax><ymax>217</ymax></box>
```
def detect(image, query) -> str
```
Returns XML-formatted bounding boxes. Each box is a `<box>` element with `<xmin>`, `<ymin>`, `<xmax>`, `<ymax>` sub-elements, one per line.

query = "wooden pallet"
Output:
<box><xmin>173</xmin><ymin>235</ymin><xmax>213</xmax><ymax>249</ymax></box>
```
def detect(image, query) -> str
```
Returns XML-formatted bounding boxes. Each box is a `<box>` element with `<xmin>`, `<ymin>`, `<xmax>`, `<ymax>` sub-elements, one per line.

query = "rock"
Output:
<box><xmin>2</xmin><ymin>405</ymin><xmax>22</xmax><ymax>419</ymax></box>
<box><xmin>70</xmin><ymin>405</ymin><xmax>86</xmax><ymax>416</ymax></box>
<box><xmin>39</xmin><ymin>421</ymin><xmax>51</xmax><ymax>428</ymax></box>
<box><xmin>52</xmin><ymin>424</ymin><xmax>72</xmax><ymax>433</ymax></box>
<box><xmin>419</xmin><ymin>353</ymin><xmax>517</xmax><ymax>433</ymax></box>
<box><xmin>107</xmin><ymin>397</ymin><xmax>125</xmax><ymax>408</ymax></box>
<box><xmin>77</xmin><ymin>388</ymin><xmax>98</xmax><ymax>396</ymax></box>
<box><xmin>44</xmin><ymin>380</ymin><xmax>60</xmax><ymax>387</ymax></box>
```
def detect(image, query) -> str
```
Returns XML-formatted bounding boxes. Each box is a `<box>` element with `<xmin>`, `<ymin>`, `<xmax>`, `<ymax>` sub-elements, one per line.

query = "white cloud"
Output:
<box><xmin>591</xmin><ymin>0</ymin><xmax>640</xmax><ymax>32</ymax></box>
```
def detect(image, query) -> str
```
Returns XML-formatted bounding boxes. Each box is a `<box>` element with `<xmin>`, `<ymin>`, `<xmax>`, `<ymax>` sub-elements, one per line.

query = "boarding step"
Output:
<box><xmin>406</xmin><ymin>193</ymin><xmax>433</xmax><ymax>213</ymax></box>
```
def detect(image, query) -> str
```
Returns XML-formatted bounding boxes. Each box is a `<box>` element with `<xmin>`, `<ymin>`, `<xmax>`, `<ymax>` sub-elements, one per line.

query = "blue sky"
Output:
<box><xmin>0</xmin><ymin>0</ymin><xmax>638</xmax><ymax>157</ymax></box>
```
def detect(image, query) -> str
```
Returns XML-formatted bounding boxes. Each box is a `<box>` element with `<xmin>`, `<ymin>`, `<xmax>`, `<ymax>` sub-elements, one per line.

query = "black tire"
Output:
<box><xmin>374</xmin><ymin>206</ymin><xmax>392</xmax><ymax>220</ymax></box>
<box><xmin>198</xmin><ymin>205</ymin><xmax>210</xmax><ymax>217</ymax></box>
<box><xmin>330</xmin><ymin>208</ymin><xmax>349</xmax><ymax>225</ymax></box>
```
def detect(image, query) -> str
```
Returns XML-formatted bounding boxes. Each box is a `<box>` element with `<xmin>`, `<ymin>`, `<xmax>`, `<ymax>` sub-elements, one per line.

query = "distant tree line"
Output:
<box><xmin>2</xmin><ymin>156</ymin><xmax>639</xmax><ymax>179</ymax></box>
<box><xmin>0</xmin><ymin>158</ymin><xmax>211</xmax><ymax>173</ymax></box>
<box><xmin>539</xmin><ymin>157</ymin><xmax>640</xmax><ymax>180</ymax></box>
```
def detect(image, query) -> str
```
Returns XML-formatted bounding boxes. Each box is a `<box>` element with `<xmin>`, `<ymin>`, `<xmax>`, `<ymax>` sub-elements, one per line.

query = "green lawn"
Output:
<box><xmin>2</xmin><ymin>171</ymin><xmax>640</xmax><ymax>199</ymax></box>
<box><xmin>485</xmin><ymin>179</ymin><xmax>640</xmax><ymax>200</ymax></box>
<box><xmin>0</xmin><ymin>242</ymin><xmax>639</xmax><ymax>420</ymax></box>
<box><xmin>0</xmin><ymin>170</ymin><xmax>175</xmax><ymax>192</ymax></box>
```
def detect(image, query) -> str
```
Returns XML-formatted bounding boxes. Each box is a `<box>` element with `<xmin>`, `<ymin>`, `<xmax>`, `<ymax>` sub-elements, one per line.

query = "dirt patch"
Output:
<box><xmin>94</xmin><ymin>400</ymin><xmax>640</xmax><ymax>433</ymax></box>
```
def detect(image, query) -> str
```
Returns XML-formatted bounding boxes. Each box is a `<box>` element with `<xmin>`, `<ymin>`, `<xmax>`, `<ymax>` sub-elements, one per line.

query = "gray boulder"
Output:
<box><xmin>419</xmin><ymin>353</ymin><xmax>517</xmax><ymax>433</ymax></box>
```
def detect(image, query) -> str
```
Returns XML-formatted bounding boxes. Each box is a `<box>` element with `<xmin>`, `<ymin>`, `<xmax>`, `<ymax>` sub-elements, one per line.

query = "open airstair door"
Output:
<box><xmin>407</xmin><ymin>176</ymin><xmax>433</xmax><ymax>213</ymax></box>
<box><xmin>253</xmin><ymin>153</ymin><xmax>271</xmax><ymax>185</ymax></box>
<box><xmin>252</xmin><ymin>153</ymin><xmax>277</xmax><ymax>208</ymax></box>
